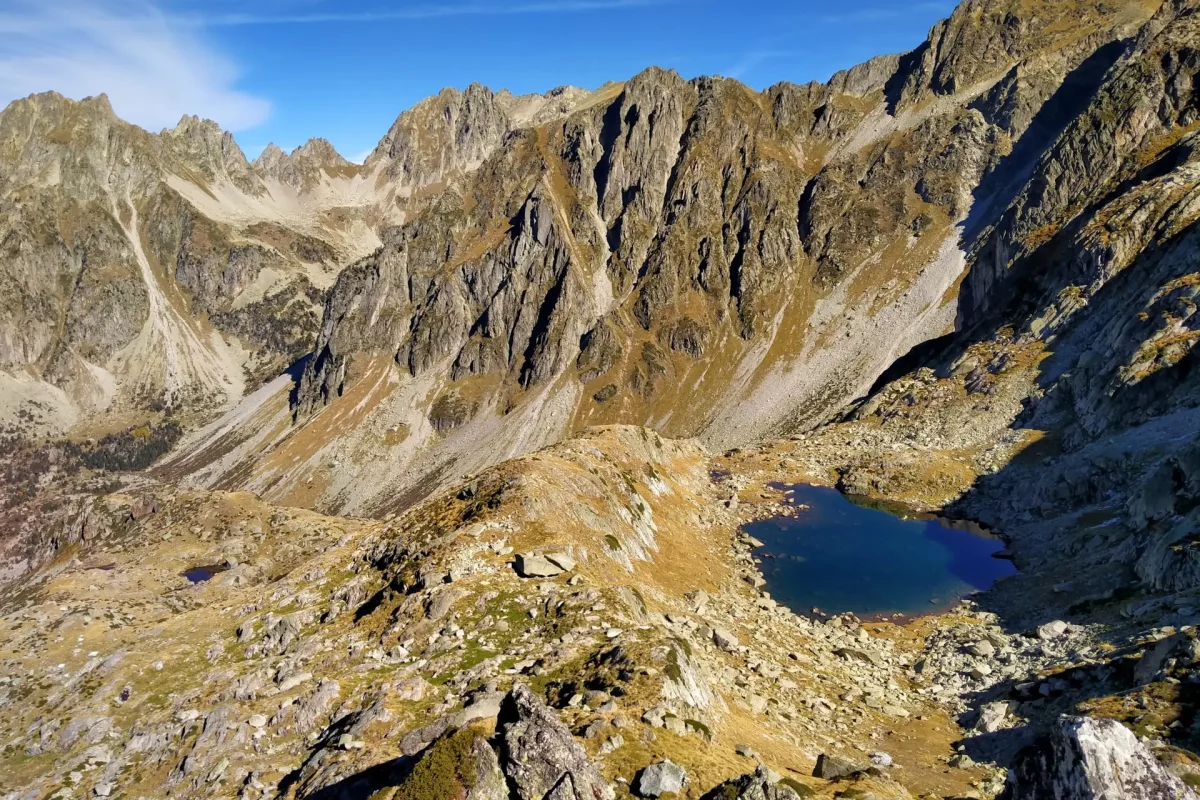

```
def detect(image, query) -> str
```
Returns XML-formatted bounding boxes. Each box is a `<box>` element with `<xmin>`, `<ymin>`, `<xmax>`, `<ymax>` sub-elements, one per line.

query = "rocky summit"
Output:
<box><xmin>5</xmin><ymin>1</ymin><xmax>1200</xmax><ymax>798</ymax></box>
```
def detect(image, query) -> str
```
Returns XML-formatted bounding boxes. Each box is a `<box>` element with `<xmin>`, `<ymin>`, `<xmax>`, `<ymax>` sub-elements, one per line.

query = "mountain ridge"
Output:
<box><xmin>0</xmin><ymin>0</ymin><xmax>1172</xmax><ymax>523</ymax></box>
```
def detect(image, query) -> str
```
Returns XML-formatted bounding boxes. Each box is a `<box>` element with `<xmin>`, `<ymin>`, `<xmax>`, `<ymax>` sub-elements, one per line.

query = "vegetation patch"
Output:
<box><xmin>67</xmin><ymin>421</ymin><xmax>183</xmax><ymax>472</ymax></box>
<box><xmin>391</xmin><ymin>726</ymin><xmax>488</xmax><ymax>800</ymax></box>
<box><xmin>779</xmin><ymin>777</ymin><xmax>817</xmax><ymax>797</ymax></box>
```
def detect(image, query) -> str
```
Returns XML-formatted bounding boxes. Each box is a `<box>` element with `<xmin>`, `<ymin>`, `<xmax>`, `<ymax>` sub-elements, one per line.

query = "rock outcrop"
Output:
<box><xmin>498</xmin><ymin>684</ymin><xmax>616</xmax><ymax>800</ymax></box>
<box><xmin>1006</xmin><ymin>716</ymin><xmax>1199</xmax><ymax>800</ymax></box>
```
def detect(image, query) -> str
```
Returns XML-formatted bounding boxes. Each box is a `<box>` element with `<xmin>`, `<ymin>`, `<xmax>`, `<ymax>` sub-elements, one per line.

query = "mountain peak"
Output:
<box><xmin>0</xmin><ymin>90</ymin><xmax>119</xmax><ymax>126</ymax></box>
<box><xmin>253</xmin><ymin>136</ymin><xmax>356</xmax><ymax>188</ymax></box>
<box><xmin>291</xmin><ymin>137</ymin><xmax>349</xmax><ymax>165</ymax></box>
<box><xmin>257</xmin><ymin>141</ymin><xmax>285</xmax><ymax>160</ymax></box>
<box><xmin>80</xmin><ymin>93</ymin><xmax>115</xmax><ymax>116</ymax></box>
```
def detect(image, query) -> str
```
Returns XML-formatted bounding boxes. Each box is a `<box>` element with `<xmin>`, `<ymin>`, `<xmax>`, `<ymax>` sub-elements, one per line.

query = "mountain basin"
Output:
<box><xmin>744</xmin><ymin>483</ymin><xmax>1016</xmax><ymax>619</ymax></box>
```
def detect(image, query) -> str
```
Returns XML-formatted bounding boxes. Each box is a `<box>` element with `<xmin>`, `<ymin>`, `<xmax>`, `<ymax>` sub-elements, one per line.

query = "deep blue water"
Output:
<box><xmin>745</xmin><ymin>484</ymin><xmax>1016</xmax><ymax>619</ymax></box>
<box><xmin>182</xmin><ymin>564</ymin><xmax>228</xmax><ymax>583</ymax></box>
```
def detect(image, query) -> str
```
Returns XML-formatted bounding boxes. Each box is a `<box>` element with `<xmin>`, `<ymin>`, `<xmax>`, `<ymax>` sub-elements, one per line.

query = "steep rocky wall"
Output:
<box><xmin>801</xmin><ymin>0</ymin><xmax>1200</xmax><ymax>630</ymax></box>
<box><xmin>961</xmin><ymin>0</ymin><xmax>1198</xmax><ymax>326</ymax></box>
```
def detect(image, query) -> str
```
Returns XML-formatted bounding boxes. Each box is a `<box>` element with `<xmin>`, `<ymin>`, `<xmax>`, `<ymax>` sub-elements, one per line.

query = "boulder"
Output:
<box><xmin>448</xmin><ymin>691</ymin><xmax>505</xmax><ymax>728</ymax></box>
<box><xmin>1006</xmin><ymin>715</ymin><xmax>1199</xmax><ymax>799</ymax></box>
<box><xmin>514</xmin><ymin>553</ymin><xmax>564</xmax><ymax>578</ymax></box>
<box><xmin>427</xmin><ymin>587</ymin><xmax>466</xmax><ymax>620</ymax></box>
<box><xmin>498</xmin><ymin>683</ymin><xmax>614</xmax><ymax>800</ymax></box>
<box><xmin>634</xmin><ymin>760</ymin><xmax>687</xmax><ymax>797</ymax></box>
<box><xmin>397</xmin><ymin>677</ymin><xmax>431</xmax><ymax>701</ymax></box>
<box><xmin>686</xmin><ymin>589</ymin><xmax>711</xmax><ymax>610</ymax></box>
<box><xmin>400</xmin><ymin>717</ymin><xmax>452</xmax><ymax>756</ymax></box>
<box><xmin>278</xmin><ymin>671</ymin><xmax>312</xmax><ymax>692</ymax></box>
<box><xmin>713</xmin><ymin>627</ymin><xmax>740</xmax><ymax>651</ymax></box>
<box><xmin>236</xmin><ymin>620</ymin><xmax>256</xmax><ymax>643</ymax></box>
<box><xmin>714</xmin><ymin>765</ymin><xmax>810</xmax><ymax>799</ymax></box>
<box><xmin>544</xmin><ymin>552</ymin><xmax>577</xmax><ymax>572</ymax></box>
<box><xmin>968</xmin><ymin>639</ymin><xmax>996</xmax><ymax>658</ymax></box>
<box><xmin>1037</xmin><ymin>620</ymin><xmax>1069</xmax><ymax>640</ymax></box>
<box><xmin>976</xmin><ymin>701</ymin><xmax>1009</xmax><ymax>734</ymax></box>
<box><xmin>129</xmin><ymin>495</ymin><xmax>158</xmax><ymax>521</ymax></box>
<box><xmin>1134</xmin><ymin>631</ymin><xmax>1191</xmax><ymax>685</ymax></box>
<box><xmin>641</xmin><ymin>707</ymin><xmax>666</xmax><ymax>728</ymax></box>
<box><xmin>813</xmin><ymin>753</ymin><xmax>864</xmax><ymax>780</ymax></box>
<box><xmin>834</xmin><ymin>647</ymin><xmax>882</xmax><ymax>666</ymax></box>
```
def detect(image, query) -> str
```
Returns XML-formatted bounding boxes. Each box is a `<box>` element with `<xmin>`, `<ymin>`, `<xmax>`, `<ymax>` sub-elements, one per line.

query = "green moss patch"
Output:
<box><xmin>393</xmin><ymin>726</ymin><xmax>487</xmax><ymax>800</ymax></box>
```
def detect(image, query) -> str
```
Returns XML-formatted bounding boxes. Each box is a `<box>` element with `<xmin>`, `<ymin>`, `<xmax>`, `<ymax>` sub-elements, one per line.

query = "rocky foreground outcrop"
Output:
<box><xmin>1006</xmin><ymin>716</ymin><xmax>1199</xmax><ymax>800</ymax></box>
<box><xmin>309</xmin><ymin>683</ymin><xmax>832</xmax><ymax>800</ymax></box>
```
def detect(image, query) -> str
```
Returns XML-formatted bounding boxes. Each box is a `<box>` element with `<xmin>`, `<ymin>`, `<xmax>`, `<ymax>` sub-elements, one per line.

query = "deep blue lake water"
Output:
<box><xmin>744</xmin><ymin>483</ymin><xmax>1016</xmax><ymax>619</ymax></box>
<box><xmin>182</xmin><ymin>564</ymin><xmax>228</xmax><ymax>583</ymax></box>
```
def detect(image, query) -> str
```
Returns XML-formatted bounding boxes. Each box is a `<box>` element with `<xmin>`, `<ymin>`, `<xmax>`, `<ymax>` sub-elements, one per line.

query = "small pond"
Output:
<box><xmin>744</xmin><ymin>483</ymin><xmax>1016</xmax><ymax>619</ymax></box>
<box><xmin>182</xmin><ymin>564</ymin><xmax>229</xmax><ymax>584</ymax></box>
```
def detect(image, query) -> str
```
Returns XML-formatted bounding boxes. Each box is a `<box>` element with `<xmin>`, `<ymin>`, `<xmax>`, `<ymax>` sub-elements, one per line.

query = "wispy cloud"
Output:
<box><xmin>722</xmin><ymin>49</ymin><xmax>794</xmax><ymax>81</ymax></box>
<box><xmin>0</xmin><ymin>0</ymin><xmax>270</xmax><ymax>131</ymax></box>
<box><xmin>176</xmin><ymin>0</ymin><xmax>671</xmax><ymax>26</ymax></box>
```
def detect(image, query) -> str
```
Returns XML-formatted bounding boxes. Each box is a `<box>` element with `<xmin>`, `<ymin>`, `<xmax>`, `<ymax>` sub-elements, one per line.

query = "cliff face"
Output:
<box><xmin>0</xmin><ymin>92</ymin><xmax>348</xmax><ymax>429</ymax></box>
<box><xmin>936</xmin><ymin>0</ymin><xmax>1200</xmax><ymax>600</ymax></box>
<box><xmin>962</xmin><ymin>0</ymin><xmax>1200</xmax><ymax>327</ymax></box>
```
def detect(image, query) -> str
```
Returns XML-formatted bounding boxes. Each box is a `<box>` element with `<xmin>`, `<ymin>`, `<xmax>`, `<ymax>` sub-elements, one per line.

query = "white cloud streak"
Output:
<box><xmin>722</xmin><ymin>49</ymin><xmax>794</xmax><ymax>80</ymax></box>
<box><xmin>176</xmin><ymin>0</ymin><xmax>671</xmax><ymax>26</ymax></box>
<box><xmin>0</xmin><ymin>0</ymin><xmax>270</xmax><ymax>132</ymax></box>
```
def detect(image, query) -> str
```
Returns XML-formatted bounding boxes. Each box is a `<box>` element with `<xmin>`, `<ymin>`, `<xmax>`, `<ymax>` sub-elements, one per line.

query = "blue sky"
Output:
<box><xmin>0</xmin><ymin>0</ymin><xmax>957</xmax><ymax>163</ymax></box>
